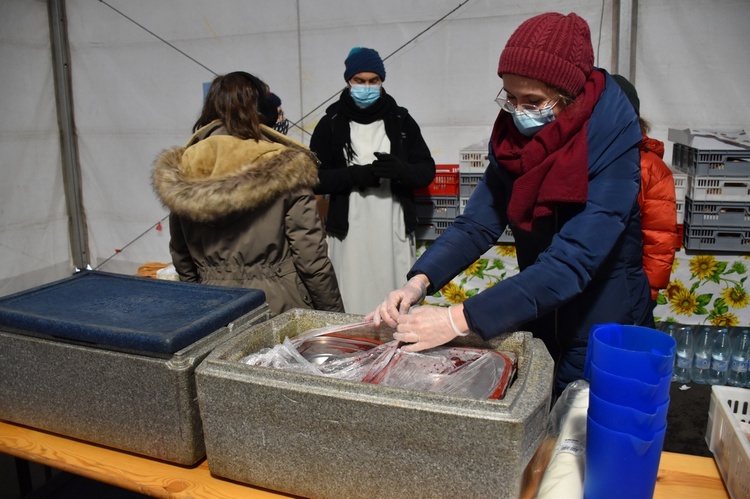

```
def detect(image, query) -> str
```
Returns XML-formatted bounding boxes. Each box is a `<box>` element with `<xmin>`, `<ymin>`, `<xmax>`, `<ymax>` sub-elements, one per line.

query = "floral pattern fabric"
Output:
<box><xmin>418</xmin><ymin>242</ymin><xmax>750</xmax><ymax>327</ymax></box>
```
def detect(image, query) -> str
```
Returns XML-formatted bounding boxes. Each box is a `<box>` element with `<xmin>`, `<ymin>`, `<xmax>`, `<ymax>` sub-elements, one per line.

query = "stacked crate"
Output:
<box><xmin>670</xmin><ymin>130</ymin><xmax>750</xmax><ymax>253</ymax></box>
<box><xmin>671</xmin><ymin>165</ymin><xmax>688</xmax><ymax>243</ymax></box>
<box><xmin>459</xmin><ymin>139</ymin><xmax>490</xmax><ymax>214</ymax></box>
<box><xmin>414</xmin><ymin>164</ymin><xmax>459</xmax><ymax>241</ymax></box>
<box><xmin>459</xmin><ymin>139</ymin><xmax>514</xmax><ymax>243</ymax></box>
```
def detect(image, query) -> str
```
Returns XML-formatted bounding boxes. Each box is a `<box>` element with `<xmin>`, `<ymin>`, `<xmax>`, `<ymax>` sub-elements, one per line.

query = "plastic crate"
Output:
<box><xmin>414</xmin><ymin>164</ymin><xmax>459</xmax><ymax>196</ymax></box>
<box><xmin>671</xmin><ymin>166</ymin><xmax>688</xmax><ymax>201</ymax></box>
<box><xmin>672</xmin><ymin>142</ymin><xmax>750</xmax><ymax>177</ymax></box>
<box><xmin>677</xmin><ymin>200</ymin><xmax>685</xmax><ymax>224</ymax></box>
<box><xmin>685</xmin><ymin>197</ymin><xmax>750</xmax><ymax>228</ymax></box>
<box><xmin>686</xmin><ymin>175</ymin><xmax>750</xmax><ymax>202</ymax></box>
<box><xmin>415</xmin><ymin>220</ymin><xmax>452</xmax><ymax>241</ymax></box>
<box><xmin>498</xmin><ymin>227</ymin><xmax>514</xmax><ymax>244</ymax></box>
<box><xmin>460</xmin><ymin>197</ymin><xmax>469</xmax><ymax>215</ymax></box>
<box><xmin>459</xmin><ymin>139</ymin><xmax>490</xmax><ymax>174</ymax></box>
<box><xmin>705</xmin><ymin>386</ymin><xmax>750</xmax><ymax>499</ymax></box>
<box><xmin>416</xmin><ymin>195</ymin><xmax>459</xmax><ymax>221</ymax></box>
<box><xmin>460</xmin><ymin>173</ymin><xmax>484</xmax><ymax>197</ymax></box>
<box><xmin>683</xmin><ymin>222</ymin><xmax>750</xmax><ymax>253</ymax></box>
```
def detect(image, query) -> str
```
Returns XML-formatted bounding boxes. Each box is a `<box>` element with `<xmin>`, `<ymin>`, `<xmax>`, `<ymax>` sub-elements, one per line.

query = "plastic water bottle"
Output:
<box><xmin>691</xmin><ymin>326</ymin><xmax>713</xmax><ymax>384</ymax></box>
<box><xmin>672</xmin><ymin>326</ymin><xmax>694</xmax><ymax>383</ymax></box>
<box><xmin>727</xmin><ymin>329</ymin><xmax>750</xmax><ymax>387</ymax></box>
<box><xmin>708</xmin><ymin>328</ymin><xmax>732</xmax><ymax>385</ymax></box>
<box><xmin>662</xmin><ymin>323</ymin><xmax>679</xmax><ymax>376</ymax></box>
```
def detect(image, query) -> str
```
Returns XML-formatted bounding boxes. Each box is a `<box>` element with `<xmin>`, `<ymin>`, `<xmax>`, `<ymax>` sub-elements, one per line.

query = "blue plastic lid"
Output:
<box><xmin>0</xmin><ymin>270</ymin><xmax>266</xmax><ymax>355</ymax></box>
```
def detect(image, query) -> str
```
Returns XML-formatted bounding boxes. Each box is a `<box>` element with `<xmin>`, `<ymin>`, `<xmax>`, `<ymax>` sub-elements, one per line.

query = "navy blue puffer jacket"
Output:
<box><xmin>410</xmin><ymin>71</ymin><xmax>654</xmax><ymax>395</ymax></box>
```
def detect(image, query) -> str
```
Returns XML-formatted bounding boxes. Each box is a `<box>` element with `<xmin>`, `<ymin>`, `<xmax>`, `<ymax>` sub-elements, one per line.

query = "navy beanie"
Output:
<box><xmin>344</xmin><ymin>47</ymin><xmax>386</xmax><ymax>82</ymax></box>
<box><xmin>266</xmin><ymin>92</ymin><xmax>282</xmax><ymax>108</ymax></box>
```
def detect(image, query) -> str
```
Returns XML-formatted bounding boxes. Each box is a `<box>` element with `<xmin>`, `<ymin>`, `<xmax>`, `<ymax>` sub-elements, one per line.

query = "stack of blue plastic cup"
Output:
<box><xmin>582</xmin><ymin>324</ymin><xmax>676</xmax><ymax>499</ymax></box>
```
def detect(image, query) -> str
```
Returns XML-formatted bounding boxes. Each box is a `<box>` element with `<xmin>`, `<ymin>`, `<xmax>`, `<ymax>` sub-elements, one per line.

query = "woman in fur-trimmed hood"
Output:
<box><xmin>152</xmin><ymin>71</ymin><xmax>344</xmax><ymax>316</ymax></box>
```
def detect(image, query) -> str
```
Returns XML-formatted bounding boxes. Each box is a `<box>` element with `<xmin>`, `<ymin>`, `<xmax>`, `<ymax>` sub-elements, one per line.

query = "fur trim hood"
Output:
<box><xmin>152</xmin><ymin>131</ymin><xmax>319</xmax><ymax>223</ymax></box>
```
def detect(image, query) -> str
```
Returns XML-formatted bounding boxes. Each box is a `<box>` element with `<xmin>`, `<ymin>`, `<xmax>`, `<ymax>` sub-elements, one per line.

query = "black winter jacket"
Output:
<box><xmin>309</xmin><ymin>91</ymin><xmax>435</xmax><ymax>238</ymax></box>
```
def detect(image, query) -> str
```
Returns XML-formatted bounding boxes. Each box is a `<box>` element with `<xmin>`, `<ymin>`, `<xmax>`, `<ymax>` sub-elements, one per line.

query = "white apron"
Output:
<box><xmin>327</xmin><ymin>120</ymin><xmax>415</xmax><ymax>315</ymax></box>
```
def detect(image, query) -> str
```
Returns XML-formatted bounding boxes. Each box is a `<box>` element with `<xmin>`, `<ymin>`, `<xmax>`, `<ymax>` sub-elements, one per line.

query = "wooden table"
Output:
<box><xmin>0</xmin><ymin>419</ymin><xmax>729</xmax><ymax>498</ymax></box>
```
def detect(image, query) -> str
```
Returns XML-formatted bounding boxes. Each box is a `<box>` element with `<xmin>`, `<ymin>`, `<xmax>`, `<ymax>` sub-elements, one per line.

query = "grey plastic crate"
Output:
<box><xmin>685</xmin><ymin>197</ymin><xmax>750</xmax><ymax>228</ymax></box>
<box><xmin>672</xmin><ymin>142</ymin><xmax>750</xmax><ymax>177</ymax></box>
<box><xmin>195</xmin><ymin>309</ymin><xmax>553</xmax><ymax>499</ymax></box>
<box><xmin>683</xmin><ymin>221</ymin><xmax>750</xmax><ymax>253</ymax></box>
<box><xmin>459</xmin><ymin>173</ymin><xmax>484</xmax><ymax>197</ymax></box>
<box><xmin>415</xmin><ymin>195</ymin><xmax>459</xmax><ymax>221</ymax></box>
<box><xmin>0</xmin><ymin>272</ymin><xmax>270</xmax><ymax>464</ymax></box>
<box><xmin>415</xmin><ymin>219</ymin><xmax>452</xmax><ymax>241</ymax></box>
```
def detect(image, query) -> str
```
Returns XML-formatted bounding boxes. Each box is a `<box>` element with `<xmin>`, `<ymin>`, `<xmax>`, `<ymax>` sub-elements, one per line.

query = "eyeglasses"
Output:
<box><xmin>495</xmin><ymin>89</ymin><xmax>559</xmax><ymax>118</ymax></box>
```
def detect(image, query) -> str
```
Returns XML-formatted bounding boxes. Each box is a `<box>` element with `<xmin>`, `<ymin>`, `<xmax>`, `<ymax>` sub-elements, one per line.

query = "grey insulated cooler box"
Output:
<box><xmin>0</xmin><ymin>270</ymin><xmax>269</xmax><ymax>464</ymax></box>
<box><xmin>195</xmin><ymin>309</ymin><xmax>554</xmax><ymax>499</ymax></box>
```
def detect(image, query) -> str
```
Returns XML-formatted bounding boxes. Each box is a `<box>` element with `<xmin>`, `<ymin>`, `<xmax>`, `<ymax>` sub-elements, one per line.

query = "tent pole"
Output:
<box><xmin>611</xmin><ymin>0</ymin><xmax>620</xmax><ymax>74</ymax></box>
<box><xmin>629</xmin><ymin>0</ymin><xmax>639</xmax><ymax>83</ymax></box>
<box><xmin>48</xmin><ymin>0</ymin><xmax>89</xmax><ymax>270</ymax></box>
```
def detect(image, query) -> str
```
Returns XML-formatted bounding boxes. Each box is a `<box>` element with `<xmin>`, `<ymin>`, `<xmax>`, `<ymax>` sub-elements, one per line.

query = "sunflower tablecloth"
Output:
<box><xmin>417</xmin><ymin>242</ymin><xmax>750</xmax><ymax>328</ymax></box>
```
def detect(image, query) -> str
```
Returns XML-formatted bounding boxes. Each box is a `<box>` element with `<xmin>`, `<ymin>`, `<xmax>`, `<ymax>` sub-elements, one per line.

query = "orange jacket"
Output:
<box><xmin>638</xmin><ymin>135</ymin><xmax>680</xmax><ymax>300</ymax></box>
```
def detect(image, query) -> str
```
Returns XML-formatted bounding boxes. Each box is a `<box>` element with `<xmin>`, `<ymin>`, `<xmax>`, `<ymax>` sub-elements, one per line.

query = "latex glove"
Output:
<box><xmin>393</xmin><ymin>305</ymin><xmax>468</xmax><ymax>352</ymax></box>
<box><xmin>371</xmin><ymin>152</ymin><xmax>408</xmax><ymax>180</ymax></box>
<box><xmin>346</xmin><ymin>164</ymin><xmax>380</xmax><ymax>189</ymax></box>
<box><xmin>366</xmin><ymin>276</ymin><xmax>427</xmax><ymax>328</ymax></box>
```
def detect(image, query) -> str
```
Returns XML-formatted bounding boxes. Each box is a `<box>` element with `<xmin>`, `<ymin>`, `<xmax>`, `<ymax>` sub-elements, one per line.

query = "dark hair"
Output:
<box><xmin>192</xmin><ymin>71</ymin><xmax>270</xmax><ymax>140</ymax></box>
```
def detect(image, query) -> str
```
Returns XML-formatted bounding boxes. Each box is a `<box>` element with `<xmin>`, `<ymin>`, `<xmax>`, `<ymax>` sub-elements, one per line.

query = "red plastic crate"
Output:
<box><xmin>415</xmin><ymin>164</ymin><xmax>459</xmax><ymax>196</ymax></box>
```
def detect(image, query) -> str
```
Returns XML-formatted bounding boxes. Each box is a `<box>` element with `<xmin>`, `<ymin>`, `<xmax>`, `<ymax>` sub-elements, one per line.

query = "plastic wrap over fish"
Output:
<box><xmin>241</xmin><ymin>321</ymin><xmax>517</xmax><ymax>399</ymax></box>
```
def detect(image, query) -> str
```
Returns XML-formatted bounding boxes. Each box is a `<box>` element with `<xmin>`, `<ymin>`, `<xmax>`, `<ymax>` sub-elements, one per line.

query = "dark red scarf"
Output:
<box><xmin>491</xmin><ymin>69</ymin><xmax>606</xmax><ymax>231</ymax></box>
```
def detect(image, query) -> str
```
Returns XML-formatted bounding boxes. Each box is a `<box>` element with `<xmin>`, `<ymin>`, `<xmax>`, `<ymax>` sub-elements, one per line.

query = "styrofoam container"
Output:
<box><xmin>705</xmin><ymin>385</ymin><xmax>750</xmax><ymax>499</ymax></box>
<box><xmin>195</xmin><ymin>309</ymin><xmax>553</xmax><ymax>499</ymax></box>
<box><xmin>0</xmin><ymin>271</ymin><xmax>269</xmax><ymax>464</ymax></box>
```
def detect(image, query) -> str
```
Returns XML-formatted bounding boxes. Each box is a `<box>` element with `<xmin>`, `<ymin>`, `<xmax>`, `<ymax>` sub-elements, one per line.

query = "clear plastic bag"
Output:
<box><xmin>534</xmin><ymin>379</ymin><xmax>589</xmax><ymax>499</ymax></box>
<box><xmin>240</xmin><ymin>321</ymin><xmax>517</xmax><ymax>400</ymax></box>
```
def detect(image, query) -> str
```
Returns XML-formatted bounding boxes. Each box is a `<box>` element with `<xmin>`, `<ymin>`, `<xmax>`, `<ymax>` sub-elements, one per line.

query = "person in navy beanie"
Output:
<box><xmin>310</xmin><ymin>47</ymin><xmax>435</xmax><ymax>315</ymax></box>
<box><xmin>370</xmin><ymin>13</ymin><xmax>653</xmax><ymax>397</ymax></box>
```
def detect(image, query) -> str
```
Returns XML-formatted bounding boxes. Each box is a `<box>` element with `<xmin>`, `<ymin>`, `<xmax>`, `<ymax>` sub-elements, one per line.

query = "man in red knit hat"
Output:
<box><xmin>370</xmin><ymin>12</ymin><xmax>653</xmax><ymax>396</ymax></box>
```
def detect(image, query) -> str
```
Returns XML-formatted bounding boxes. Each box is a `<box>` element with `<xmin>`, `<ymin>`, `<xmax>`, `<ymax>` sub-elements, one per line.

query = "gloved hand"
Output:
<box><xmin>366</xmin><ymin>275</ymin><xmax>428</xmax><ymax>328</ymax></box>
<box><xmin>372</xmin><ymin>152</ymin><xmax>409</xmax><ymax>181</ymax></box>
<box><xmin>347</xmin><ymin>164</ymin><xmax>380</xmax><ymax>189</ymax></box>
<box><xmin>393</xmin><ymin>305</ymin><xmax>468</xmax><ymax>352</ymax></box>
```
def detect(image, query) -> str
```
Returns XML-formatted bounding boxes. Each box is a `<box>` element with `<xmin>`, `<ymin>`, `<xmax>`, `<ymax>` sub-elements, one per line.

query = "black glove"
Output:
<box><xmin>372</xmin><ymin>152</ymin><xmax>408</xmax><ymax>181</ymax></box>
<box><xmin>346</xmin><ymin>164</ymin><xmax>380</xmax><ymax>189</ymax></box>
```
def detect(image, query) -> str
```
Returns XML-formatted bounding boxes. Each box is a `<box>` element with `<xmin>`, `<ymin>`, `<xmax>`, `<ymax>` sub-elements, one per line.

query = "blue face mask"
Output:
<box><xmin>512</xmin><ymin>107</ymin><xmax>556</xmax><ymax>137</ymax></box>
<box><xmin>350</xmin><ymin>84</ymin><xmax>381</xmax><ymax>108</ymax></box>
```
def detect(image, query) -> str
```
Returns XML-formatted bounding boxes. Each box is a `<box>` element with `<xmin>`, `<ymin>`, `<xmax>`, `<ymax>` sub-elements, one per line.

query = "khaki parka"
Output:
<box><xmin>152</xmin><ymin>121</ymin><xmax>344</xmax><ymax>316</ymax></box>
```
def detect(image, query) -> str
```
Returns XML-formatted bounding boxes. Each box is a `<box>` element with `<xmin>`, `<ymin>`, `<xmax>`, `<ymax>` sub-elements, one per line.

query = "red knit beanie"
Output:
<box><xmin>498</xmin><ymin>12</ymin><xmax>594</xmax><ymax>97</ymax></box>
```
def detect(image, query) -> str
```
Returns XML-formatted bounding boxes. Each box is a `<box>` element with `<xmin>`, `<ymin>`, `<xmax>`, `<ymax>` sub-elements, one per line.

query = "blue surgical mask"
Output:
<box><xmin>512</xmin><ymin>107</ymin><xmax>556</xmax><ymax>137</ymax></box>
<box><xmin>350</xmin><ymin>84</ymin><xmax>381</xmax><ymax>108</ymax></box>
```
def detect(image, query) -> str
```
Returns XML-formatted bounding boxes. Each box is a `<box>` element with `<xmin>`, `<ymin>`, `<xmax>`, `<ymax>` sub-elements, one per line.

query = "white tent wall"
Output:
<box><xmin>0</xmin><ymin>0</ymin><xmax>73</xmax><ymax>297</ymax></box>
<box><xmin>1</xmin><ymin>0</ymin><xmax>748</xmax><ymax>296</ymax></box>
<box><xmin>636</xmin><ymin>0</ymin><xmax>750</xmax><ymax>134</ymax></box>
<box><xmin>62</xmin><ymin>0</ymin><xmax>614</xmax><ymax>276</ymax></box>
